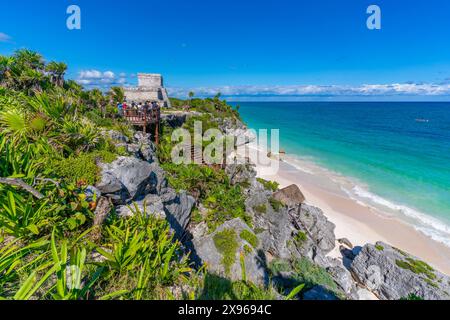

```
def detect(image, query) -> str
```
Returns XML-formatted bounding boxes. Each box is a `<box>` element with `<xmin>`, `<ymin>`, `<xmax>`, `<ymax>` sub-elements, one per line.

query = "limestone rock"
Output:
<box><xmin>326</xmin><ymin>265</ymin><xmax>357</xmax><ymax>298</ymax></box>
<box><xmin>338</xmin><ymin>238</ymin><xmax>354</xmax><ymax>249</ymax></box>
<box><xmin>192</xmin><ymin>218</ymin><xmax>268</xmax><ymax>285</ymax></box>
<box><xmin>257</xmin><ymin>206</ymin><xmax>293</xmax><ymax>260</ymax></box>
<box><xmin>96</xmin><ymin>171</ymin><xmax>123</xmax><ymax>195</ymax></box>
<box><xmin>303</xmin><ymin>285</ymin><xmax>339</xmax><ymax>300</ymax></box>
<box><xmin>293</xmin><ymin>204</ymin><xmax>336</xmax><ymax>256</ymax></box>
<box><xmin>350</xmin><ymin>242</ymin><xmax>450</xmax><ymax>300</ymax></box>
<box><xmin>116</xmin><ymin>194</ymin><xmax>166</xmax><ymax>219</ymax></box>
<box><xmin>162</xmin><ymin>189</ymin><xmax>195</xmax><ymax>236</ymax></box>
<box><xmin>225</xmin><ymin>163</ymin><xmax>257</xmax><ymax>186</ymax></box>
<box><xmin>102</xmin><ymin>129</ymin><xmax>130</xmax><ymax>144</ymax></box>
<box><xmin>97</xmin><ymin>157</ymin><xmax>155</xmax><ymax>202</ymax></box>
<box><xmin>84</xmin><ymin>185</ymin><xmax>101</xmax><ymax>202</ymax></box>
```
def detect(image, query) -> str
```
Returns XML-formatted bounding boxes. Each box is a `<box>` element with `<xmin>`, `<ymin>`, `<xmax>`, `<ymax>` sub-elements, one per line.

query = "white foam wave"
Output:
<box><xmin>346</xmin><ymin>185</ymin><xmax>450</xmax><ymax>247</ymax></box>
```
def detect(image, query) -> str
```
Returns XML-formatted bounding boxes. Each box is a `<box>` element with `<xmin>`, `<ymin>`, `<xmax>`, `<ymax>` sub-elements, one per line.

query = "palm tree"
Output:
<box><xmin>46</xmin><ymin>61</ymin><xmax>67</xmax><ymax>87</ymax></box>
<box><xmin>89</xmin><ymin>89</ymin><xmax>108</xmax><ymax>117</ymax></box>
<box><xmin>0</xmin><ymin>56</ymin><xmax>15</xmax><ymax>87</ymax></box>
<box><xmin>14</xmin><ymin>49</ymin><xmax>44</xmax><ymax>71</ymax></box>
<box><xmin>18</xmin><ymin>67</ymin><xmax>45</xmax><ymax>94</ymax></box>
<box><xmin>108</xmin><ymin>86</ymin><xmax>125</xmax><ymax>104</ymax></box>
<box><xmin>188</xmin><ymin>91</ymin><xmax>195</xmax><ymax>109</ymax></box>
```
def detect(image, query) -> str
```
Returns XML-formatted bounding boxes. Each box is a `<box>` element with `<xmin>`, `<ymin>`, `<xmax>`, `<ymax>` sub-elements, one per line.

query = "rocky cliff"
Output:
<box><xmin>92</xmin><ymin>119</ymin><xmax>450</xmax><ymax>301</ymax></box>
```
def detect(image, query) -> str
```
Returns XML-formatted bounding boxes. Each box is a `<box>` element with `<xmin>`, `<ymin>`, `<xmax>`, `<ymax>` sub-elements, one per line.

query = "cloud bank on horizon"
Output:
<box><xmin>166</xmin><ymin>83</ymin><xmax>450</xmax><ymax>99</ymax></box>
<box><xmin>75</xmin><ymin>69</ymin><xmax>450</xmax><ymax>100</ymax></box>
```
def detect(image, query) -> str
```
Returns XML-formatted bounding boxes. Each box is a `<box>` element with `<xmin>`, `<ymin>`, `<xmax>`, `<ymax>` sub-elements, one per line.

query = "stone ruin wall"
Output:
<box><xmin>123</xmin><ymin>73</ymin><xmax>171</xmax><ymax>107</ymax></box>
<box><xmin>138</xmin><ymin>73</ymin><xmax>163</xmax><ymax>88</ymax></box>
<box><xmin>124</xmin><ymin>88</ymin><xmax>162</xmax><ymax>103</ymax></box>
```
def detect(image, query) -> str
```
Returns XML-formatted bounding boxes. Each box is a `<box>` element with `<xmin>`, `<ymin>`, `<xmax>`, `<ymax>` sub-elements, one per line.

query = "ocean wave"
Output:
<box><xmin>282</xmin><ymin>150</ymin><xmax>450</xmax><ymax>248</ymax></box>
<box><xmin>346</xmin><ymin>185</ymin><xmax>450</xmax><ymax>247</ymax></box>
<box><xmin>250</xmin><ymin>142</ymin><xmax>450</xmax><ymax>248</ymax></box>
<box><xmin>282</xmin><ymin>155</ymin><xmax>315</xmax><ymax>174</ymax></box>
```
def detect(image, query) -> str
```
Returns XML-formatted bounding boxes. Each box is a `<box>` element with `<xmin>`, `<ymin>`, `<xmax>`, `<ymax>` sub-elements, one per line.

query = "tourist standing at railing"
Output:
<box><xmin>117</xmin><ymin>102</ymin><xmax>123</xmax><ymax>116</ymax></box>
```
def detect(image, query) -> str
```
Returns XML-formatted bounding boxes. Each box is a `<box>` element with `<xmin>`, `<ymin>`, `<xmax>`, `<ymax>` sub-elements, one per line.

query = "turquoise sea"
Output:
<box><xmin>233</xmin><ymin>102</ymin><xmax>450</xmax><ymax>246</ymax></box>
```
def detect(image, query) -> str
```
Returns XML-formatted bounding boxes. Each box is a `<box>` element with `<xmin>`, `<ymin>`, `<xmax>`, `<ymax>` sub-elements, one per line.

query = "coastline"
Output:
<box><xmin>242</xmin><ymin>144</ymin><xmax>450</xmax><ymax>276</ymax></box>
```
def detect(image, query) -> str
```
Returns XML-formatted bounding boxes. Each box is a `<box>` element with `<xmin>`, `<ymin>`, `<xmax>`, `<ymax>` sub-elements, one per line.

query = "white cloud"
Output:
<box><xmin>76</xmin><ymin>69</ymin><xmax>129</xmax><ymax>88</ymax></box>
<box><xmin>0</xmin><ymin>32</ymin><xmax>11</xmax><ymax>42</ymax></box>
<box><xmin>167</xmin><ymin>82</ymin><xmax>450</xmax><ymax>99</ymax></box>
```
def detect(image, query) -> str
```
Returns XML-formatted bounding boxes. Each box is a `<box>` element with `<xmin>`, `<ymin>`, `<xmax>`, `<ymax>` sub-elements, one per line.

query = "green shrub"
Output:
<box><xmin>395</xmin><ymin>258</ymin><xmax>436</xmax><ymax>280</ymax></box>
<box><xmin>268</xmin><ymin>259</ymin><xmax>291</xmax><ymax>274</ymax></box>
<box><xmin>50</xmin><ymin>150</ymin><xmax>117</xmax><ymax>185</ymax></box>
<box><xmin>196</xmin><ymin>273</ymin><xmax>276</xmax><ymax>300</ymax></box>
<box><xmin>269</xmin><ymin>197</ymin><xmax>284</xmax><ymax>211</ymax></box>
<box><xmin>269</xmin><ymin>258</ymin><xmax>338</xmax><ymax>296</ymax></box>
<box><xmin>163</xmin><ymin>163</ymin><xmax>250</xmax><ymax>231</ymax></box>
<box><xmin>294</xmin><ymin>231</ymin><xmax>307</xmax><ymax>245</ymax></box>
<box><xmin>93</xmin><ymin>205</ymin><xmax>193</xmax><ymax>299</ymax></box>
<box><xmin>293</xmin><ymin>258</ymin><xmax>337</xmax><ymax>291</ymax></box>
<box><xmin>257</xmin><ymin>178</ymin><xmax>279</xmax><ymax>192</ymax></box>
<box><xmin>243</xmin><ymin>245</ymin><xmax>253</xmax><ymax>256</ymax></box>
<box><xmin>400</xmin><ymin>293</ymin><xmax>424</xmax><ymax>300</ymax></box>
<box><xmin>213</xmin><ymin>229</ymin><xmax>239</xmax><ymax>275</ymax></box>
<box><xmin>253</xmin><ymin>203</ymin><xmax>267</xmax><ymax>214</ymax></box>
<box><xmin>240</xmin><ymin>229</ymin><xmax>259</xmax><ymax>248</ymax></box>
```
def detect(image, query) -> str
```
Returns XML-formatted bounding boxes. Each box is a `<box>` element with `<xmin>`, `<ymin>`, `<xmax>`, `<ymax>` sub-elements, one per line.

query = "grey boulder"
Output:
<box><xmin>192</xmin><ymin>218</ymin><xmax>268</xmax><ymax>285</ymax></box>
<box><xmin>351</xmin><ymin>242</ymin><xmax>450</xmax><ymax>300</ymax></box>
<box><xmin>162</xmin><ymin>189</ymin><xmax>195</xmax><ymax>236</ymax></box>
<box><xmin>97</xmin><ymin>157</ymin><xmax>155</xmax><ymax>201</ymax></box>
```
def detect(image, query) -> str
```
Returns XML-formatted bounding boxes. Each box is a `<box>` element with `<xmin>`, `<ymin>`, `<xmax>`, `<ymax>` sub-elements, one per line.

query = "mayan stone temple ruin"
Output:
<box><xmin>124</xmin><ymin>73</ymin><xmax>172</xmax><ymax>108</ymax></box>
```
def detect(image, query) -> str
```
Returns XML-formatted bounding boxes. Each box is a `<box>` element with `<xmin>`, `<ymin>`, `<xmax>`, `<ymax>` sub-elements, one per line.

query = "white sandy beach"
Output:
<box><xmin>240</xmin><ymin>144</ymin><xmax>450</xmax><ymax>276</ymax></box>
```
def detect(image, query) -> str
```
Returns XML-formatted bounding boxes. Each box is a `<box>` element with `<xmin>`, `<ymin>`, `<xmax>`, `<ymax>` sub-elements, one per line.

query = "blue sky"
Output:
<box><xmin>1</xmin><ymin>0</ymin><xmax>450</xmax><ymax>100</ymax></box>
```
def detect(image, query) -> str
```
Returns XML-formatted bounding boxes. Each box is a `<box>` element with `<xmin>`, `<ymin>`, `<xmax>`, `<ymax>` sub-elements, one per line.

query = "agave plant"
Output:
<box><xmin>0</xmin><ymin>237</ymin><xmax>49</xmax><ymax>295</ymax></box>
<box><xmin>0</xmin><ymin>190</ymin><xmax>57</xmax><ymax>238</ymax></box>
<box><xmin>93</xmin><ymin>204</ymin><xmax>192</xmax><ymax>299</ymax></box>
<box><xmin>60</xmin><ymin>117</ymin><xmax>101</xmax><ymax>154</ymax></box>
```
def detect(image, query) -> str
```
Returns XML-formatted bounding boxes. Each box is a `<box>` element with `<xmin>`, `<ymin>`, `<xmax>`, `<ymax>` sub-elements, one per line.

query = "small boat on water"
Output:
<box><xmin>415</xmin><ymin>118</ymin><xmax>430</xmax><ymax>123</ymax></box>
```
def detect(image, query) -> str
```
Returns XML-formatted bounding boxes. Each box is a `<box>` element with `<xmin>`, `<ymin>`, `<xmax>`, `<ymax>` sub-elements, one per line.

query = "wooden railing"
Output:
<box><xmin>124</xmin><ymin>107</ymin><xmax>160</xmax><ymax>127</ymax></box>
<box><xmin>123</xmin><ymin>106</ymin><xmax>161</xmax><ymax>144</ymax></box>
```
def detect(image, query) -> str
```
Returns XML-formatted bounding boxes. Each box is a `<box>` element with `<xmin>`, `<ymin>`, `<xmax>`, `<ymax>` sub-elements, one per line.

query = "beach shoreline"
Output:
<box><xmin>241</xmin><ymin>144</ymin><xmax>450</xmax><ymax>276</ymax></box>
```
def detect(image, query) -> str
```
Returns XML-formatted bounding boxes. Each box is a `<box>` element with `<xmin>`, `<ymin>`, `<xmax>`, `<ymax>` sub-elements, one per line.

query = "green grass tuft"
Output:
<box><xmin>213</xmin><ymin>229</ymin><xmax>239</xmax><ymax>275</ymax></box>
<box><xmin>294</xmin><ymin>231</ymin><xmax>308</xmax><ymax>245</ymax></box>
<box><xmin>253</xmin><ymin>204</ymin><xmax>267</xmax><ymax>214</ymax></box>
<box><xmin>256</xmin><ymin>178</ymin><xmax>279</xmax><ymax>192</ymax></box>
<box><xmin>395</xmin><ymin>257</ymin><xmax>436</xmax><ymax>280</ymax></box>
<box><xmin>269</xmin><ymin>197</ymin><xmax>284</xmax><ymax>211</ymax></box>
<box><xmin>240</xmin><ymin>229</ymin><xmax>259</xmax><ymax>248</ymax></box>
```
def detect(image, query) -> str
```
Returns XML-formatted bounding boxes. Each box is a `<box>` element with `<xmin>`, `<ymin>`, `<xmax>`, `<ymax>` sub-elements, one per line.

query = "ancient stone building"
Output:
<box><xmin>123</xmin><ymin>73</ymin><xmax>172</xmax><ymax>108</ymax></box>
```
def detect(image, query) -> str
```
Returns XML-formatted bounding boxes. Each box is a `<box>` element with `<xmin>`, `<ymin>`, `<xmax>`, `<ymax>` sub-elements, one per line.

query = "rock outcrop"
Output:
<box><xmin>96</xmin><ymin>116</ymin><xmax>449</xmax><ymax>301</ymax></box>
<box><xmin>219</xmin><ymin>118</ymin><xmax>256</xmax><ymax>146</ymax></box>
<box><xmin>350</xmin><ymin>242</ymin><xmax>450</xmax><ymax>300</ymax></box>
<box><xmin>161</xmin><ymin>189</ymin><xmax>196</xmax><ymax>236</ymax></box>
<box><xmin>192</xmin><ymin>218</ymin><xmax>268</xmax><ymax>285</ymax></box>
<box><xmin>291</xmin><ymin>204</ymin><xmax>336</xmax><ymax>266</ymax></box>
<box><xmin>96</xmin><ymin>156</ymin><xmax>154</xmax><ymax>203</ymax></box>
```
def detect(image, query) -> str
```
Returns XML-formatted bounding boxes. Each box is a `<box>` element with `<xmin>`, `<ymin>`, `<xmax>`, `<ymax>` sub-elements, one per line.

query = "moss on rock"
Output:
<box><xmin>213</xmin><ymin>229</ymin><xmax>239</xmax><ymax>275</ymax></box>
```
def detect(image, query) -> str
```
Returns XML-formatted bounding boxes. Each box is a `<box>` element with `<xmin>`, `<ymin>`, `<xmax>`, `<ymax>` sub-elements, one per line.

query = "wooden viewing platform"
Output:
<box><xmin>124</xmin><ymin>107</ymin><xmax>161</xmax><ymax>144</ymax></box>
